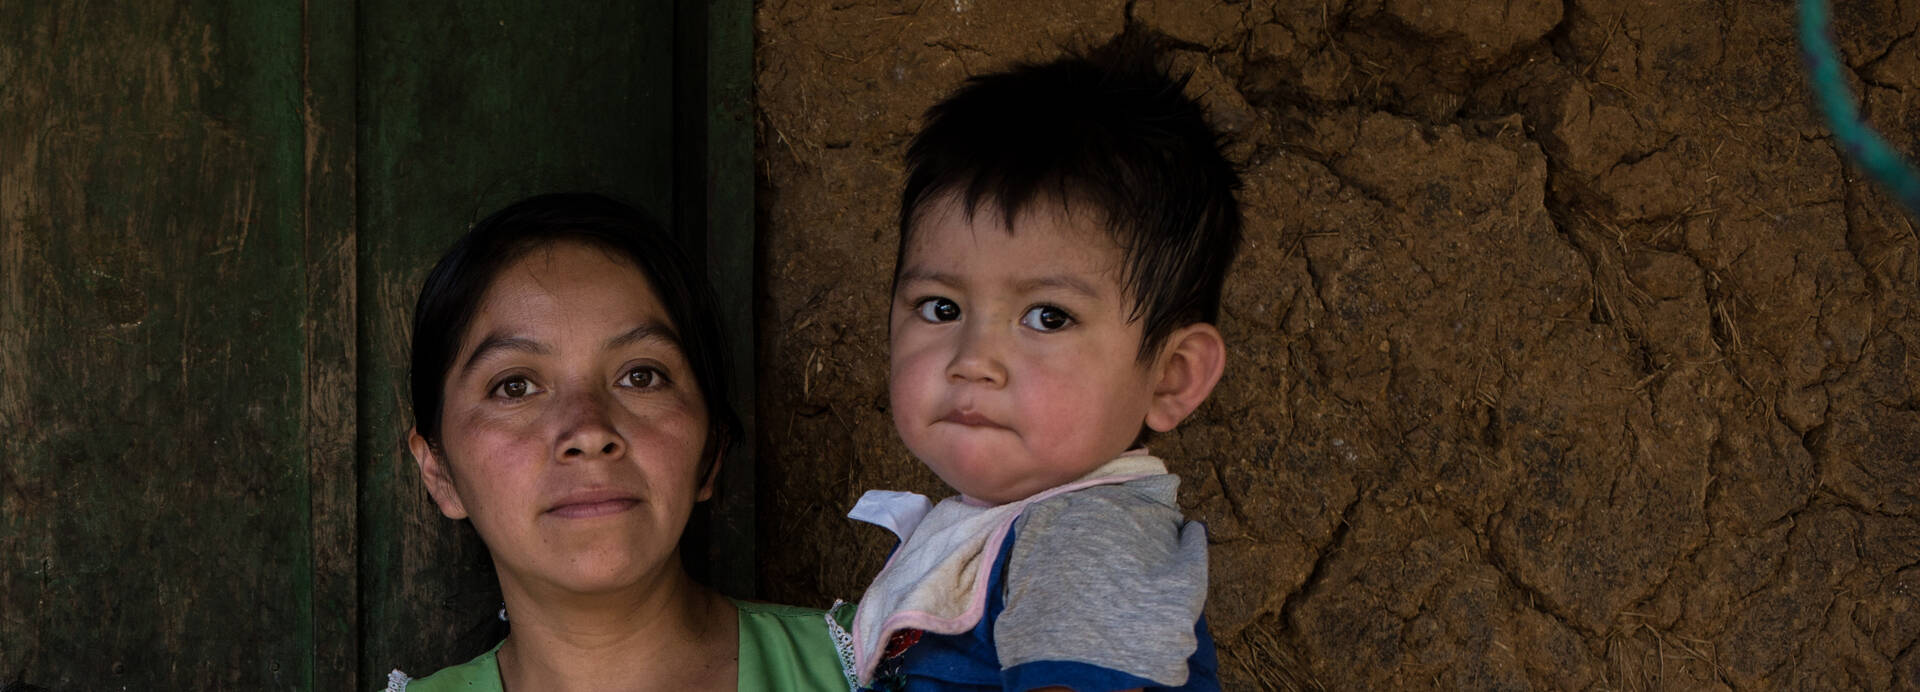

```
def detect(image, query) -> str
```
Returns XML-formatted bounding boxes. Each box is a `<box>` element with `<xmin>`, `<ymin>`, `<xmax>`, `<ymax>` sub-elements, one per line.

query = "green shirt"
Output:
<box><xmin>389</xmin><ymin>599</ymin><xmax>850</xmax><ymax>691</ymax></box>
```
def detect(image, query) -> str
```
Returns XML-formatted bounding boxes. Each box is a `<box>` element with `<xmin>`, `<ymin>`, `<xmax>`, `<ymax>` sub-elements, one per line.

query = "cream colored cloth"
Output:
<box><xmin>844</xmin><ymin>453</ymin><xmax>1167</xmax><ymax>685</ymax></box>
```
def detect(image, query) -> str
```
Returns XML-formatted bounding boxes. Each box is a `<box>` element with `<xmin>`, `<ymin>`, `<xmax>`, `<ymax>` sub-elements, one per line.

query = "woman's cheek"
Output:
<box><xmin>637</xmin><ymin>407</ymin><xmax>709</xmax><ymax>465</ymax></box>
<box><xmin>453</xmin><ymin>407</ymin><xmax>549</xmax><ymax>470</ymax></box>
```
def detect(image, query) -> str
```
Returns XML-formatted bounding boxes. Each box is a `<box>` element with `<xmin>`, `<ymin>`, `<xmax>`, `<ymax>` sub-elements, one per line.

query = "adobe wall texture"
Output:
<box><xmin>754</xmin><ymin>1</ymin><xmax>1920</xmax><ymax>687</ymax></box>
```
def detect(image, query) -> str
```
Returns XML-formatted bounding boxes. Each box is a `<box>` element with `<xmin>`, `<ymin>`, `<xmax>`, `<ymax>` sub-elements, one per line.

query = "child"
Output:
<box><xmin>838</xmin><ymin>33</ymin><xmax>1241</xmax><ymax>692</ymax></box>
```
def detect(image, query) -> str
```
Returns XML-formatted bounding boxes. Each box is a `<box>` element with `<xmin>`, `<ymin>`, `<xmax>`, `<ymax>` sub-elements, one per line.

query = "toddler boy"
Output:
<box><xmin>841</xmin><ymin>34</ymin><xmax>1241</xmax><ymax>692</ymax></box>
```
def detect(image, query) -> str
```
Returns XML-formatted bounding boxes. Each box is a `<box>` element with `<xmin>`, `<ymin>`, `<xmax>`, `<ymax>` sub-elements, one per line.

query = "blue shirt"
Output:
<box><xmin>872</xmin><ymin>525</ymin><xmax>1221</xmax><ymax>692</ymax></box>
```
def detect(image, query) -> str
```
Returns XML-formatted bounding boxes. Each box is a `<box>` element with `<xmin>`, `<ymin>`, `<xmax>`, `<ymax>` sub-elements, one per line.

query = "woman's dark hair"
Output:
<box><xmin>409</xmin><ymin>193</ymin><xmax>739</xmax><ymax>479</ymax></box>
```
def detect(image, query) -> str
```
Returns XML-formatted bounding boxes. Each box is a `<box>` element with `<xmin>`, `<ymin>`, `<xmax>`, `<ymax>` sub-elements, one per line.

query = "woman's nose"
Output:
<box><xmin>555</xmin><ymin>388</ymin><xmax>626</xmax><ymax>462</ymax></box>
<box><xmin>945</xmin><ymin>323</ymin><xmax>1007</xmax><ymax>386</ymax></box>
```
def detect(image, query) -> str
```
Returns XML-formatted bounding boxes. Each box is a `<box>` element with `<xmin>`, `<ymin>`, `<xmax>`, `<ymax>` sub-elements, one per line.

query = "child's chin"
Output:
<box><xmin>926</xmin><ymin>454</ymin><xmax>1024</xmax><ymax>498</ymax></box>
<box><xmin>921</xmin><ymin>433</ymin><xmax>1015</xmax><ymax>465</ymax></box>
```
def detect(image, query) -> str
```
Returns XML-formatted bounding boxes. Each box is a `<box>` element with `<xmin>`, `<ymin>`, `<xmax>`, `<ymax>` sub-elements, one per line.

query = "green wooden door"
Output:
<box><xmin>0</xmin><ymin>1</ymin><xmax>751</xmax><ymax>688</ymax></box>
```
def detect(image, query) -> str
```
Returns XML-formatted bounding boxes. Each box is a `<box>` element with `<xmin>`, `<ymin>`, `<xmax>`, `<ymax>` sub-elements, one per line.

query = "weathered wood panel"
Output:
<box><xmin>354</xmin><ymin>0</ymin><xmax>678</xmax><ymax>677</ymax></box>
<box><xmin>674</xmin><ymin>0</ymin><xmax>758</xmax><ymax>601</ymax></box>
<box><xmin>0</xmin><ymin>1</ymin><xmax>741</xmax><ymax>687</ymax></box>
<box><xmin>0</xmin><ymin>1</ymin><xmax>343</xmax><ymax>687</ymax></box>
<box><xmin>299</xmin><ymin>0</ymin><xmax>362</xmax><ymax>688</ymax></box>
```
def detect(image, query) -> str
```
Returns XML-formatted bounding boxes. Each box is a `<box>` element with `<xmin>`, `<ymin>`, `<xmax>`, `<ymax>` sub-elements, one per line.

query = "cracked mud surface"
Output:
<box><xmin>753</xmin><ymin>0</ymin><xmax>1920</xmax><ymax>688</ymax></box>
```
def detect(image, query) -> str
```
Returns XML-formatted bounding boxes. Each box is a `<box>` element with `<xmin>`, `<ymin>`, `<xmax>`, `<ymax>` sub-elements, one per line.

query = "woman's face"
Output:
<box><xmin>410</xmin><ymin>240</ymin><xmax>713</xmax><ymax>597</ymax></box>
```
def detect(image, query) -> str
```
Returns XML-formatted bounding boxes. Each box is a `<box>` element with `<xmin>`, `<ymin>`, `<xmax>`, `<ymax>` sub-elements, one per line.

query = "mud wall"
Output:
<box><xmin>754</xmin><ymin>0</ymin><xmax>1920</xmax><ymax>688</ymax></box>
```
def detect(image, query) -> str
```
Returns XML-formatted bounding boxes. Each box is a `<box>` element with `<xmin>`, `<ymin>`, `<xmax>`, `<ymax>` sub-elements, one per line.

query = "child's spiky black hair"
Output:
<box><xmin>897</xmin><ymin>31</ymin><xmax>1244</xmax><ymax>360</ymax></box>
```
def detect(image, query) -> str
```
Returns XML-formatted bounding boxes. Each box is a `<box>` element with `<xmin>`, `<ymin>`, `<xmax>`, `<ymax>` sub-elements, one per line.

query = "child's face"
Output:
<box><xmin>890</xmin><ymin>194</ymin><xmax>1159</xmax><ymax>504</ymax></box>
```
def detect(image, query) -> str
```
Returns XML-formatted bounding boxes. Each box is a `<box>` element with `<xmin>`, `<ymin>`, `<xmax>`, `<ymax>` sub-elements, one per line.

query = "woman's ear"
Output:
<box><xmin>409</xmin><ymin>427</ymin><xmax>470</xmax><ymax>520</ymax></box>
<box><xmin>696</xmin><ymin>437</ymin><xmax>728</xmax><ymax>503</ymax></box>
<box><xmin>1144</xmin><ymin>323</ymin><xmax>1227</xmax><ymax>433</ymax></box>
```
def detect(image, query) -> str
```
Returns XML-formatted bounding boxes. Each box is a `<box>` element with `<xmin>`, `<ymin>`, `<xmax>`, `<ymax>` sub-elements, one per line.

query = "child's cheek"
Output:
<box><xmin>888</xmin><ymin>342</ymin><xmax>942</xmax><ymax>432</ymax></box>
<box><xmin>1021</xmin><ymin>362</ymin><xmax>1087</xmax><ymax>426</ymax></box>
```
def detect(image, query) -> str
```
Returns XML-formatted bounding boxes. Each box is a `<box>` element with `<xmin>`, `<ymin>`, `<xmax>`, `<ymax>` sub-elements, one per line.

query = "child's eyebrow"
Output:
<box><xmin>1014</xmin><ymin>274</ymin><xmax>1102</xmax><ymax>299</ymax></box>
<box><xmin>460</xmin><ymin>332</ymin><xmax>550</xmax><ymax>374</ymax></box>
<box><xmin>895</xmin><ymin>268</ymin><xmax>961</xmax><ymax>287</ymax></box>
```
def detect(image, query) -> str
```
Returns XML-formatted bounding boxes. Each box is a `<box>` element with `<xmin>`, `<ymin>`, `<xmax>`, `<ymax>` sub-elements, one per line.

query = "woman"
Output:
<box><xmin>389</xmin><ymin>194</ymin><xmax>848</xmax><ymax>691</ymax></box>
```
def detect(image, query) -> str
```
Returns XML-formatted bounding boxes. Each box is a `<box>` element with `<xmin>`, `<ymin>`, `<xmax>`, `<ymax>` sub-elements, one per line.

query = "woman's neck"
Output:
<box><xmin>492</xmin><ymin>564</ymin><xmax>738</xmax><ymax>691</ymax></box>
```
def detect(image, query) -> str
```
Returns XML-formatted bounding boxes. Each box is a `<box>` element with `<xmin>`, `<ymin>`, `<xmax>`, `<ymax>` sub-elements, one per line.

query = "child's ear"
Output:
<box><xmin>1144</xmin><ymin>323</ymin><xmax>1227</xmax><ymax>433</ymax></box>
<box><xmin>409</xmin><ymin>427</ymin><xmax>470</xmax><ymax>520</ymax></box>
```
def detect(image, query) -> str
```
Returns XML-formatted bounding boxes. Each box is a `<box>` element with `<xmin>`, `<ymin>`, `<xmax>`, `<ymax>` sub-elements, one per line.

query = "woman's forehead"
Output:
<box><xmin>461</xmin><ymin>241</ymin><xmax>677</xmax><ymax>353</ymax></box>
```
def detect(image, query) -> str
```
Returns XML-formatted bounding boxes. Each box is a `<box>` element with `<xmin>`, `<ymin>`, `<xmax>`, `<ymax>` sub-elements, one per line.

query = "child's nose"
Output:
<box><xmin>946</xmin><ymin>324</ymin><xmax>1007</xmax><ymax>386</ymax></box>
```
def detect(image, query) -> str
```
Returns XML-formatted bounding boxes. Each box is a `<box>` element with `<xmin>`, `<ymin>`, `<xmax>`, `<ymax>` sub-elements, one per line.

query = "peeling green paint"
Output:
<box><xmin>1</xmin><ymin>1</ymin><xmax>749</xmax><ymax>688</ymax></box>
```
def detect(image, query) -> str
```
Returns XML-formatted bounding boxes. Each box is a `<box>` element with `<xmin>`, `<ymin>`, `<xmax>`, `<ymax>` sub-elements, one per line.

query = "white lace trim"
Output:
<box><xmin>386</xmin><ymin>669</ymin><xmax>412</xmax><ymax>691</ymax></box>
<box><xmin>826</xmin><ymin>599</ymin><xmax>859</xmax><ymax>692</ymax></box>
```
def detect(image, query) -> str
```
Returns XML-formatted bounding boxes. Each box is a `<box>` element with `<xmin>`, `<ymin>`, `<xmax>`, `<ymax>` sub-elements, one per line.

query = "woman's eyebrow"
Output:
<box><xmin>607</xmin><ymin>321</ymin><xmax>683</xmax><ymax>351</ymax></box>
<box><xmin>460</xmin><ymin>333</ymin><xmax>549</xmax><ymax>374</ymax></box>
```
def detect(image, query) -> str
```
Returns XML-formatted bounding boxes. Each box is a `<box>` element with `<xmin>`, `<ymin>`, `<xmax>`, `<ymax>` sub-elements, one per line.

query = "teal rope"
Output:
<box><xmin>1801</xmin><ymin>0</ymin><xmax>1920</xmax><ymax>215</ymax></box>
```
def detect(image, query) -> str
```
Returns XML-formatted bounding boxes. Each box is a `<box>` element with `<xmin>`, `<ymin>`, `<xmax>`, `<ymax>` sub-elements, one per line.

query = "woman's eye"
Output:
<box><xmin>914</xmin><ymin>297</ymin><xmax>962</xmax><ymax>323</ymax></box>
<box><xmin>620</xmin><ymin>366</ymin><xmax>667</xmax><ymax>389</ymax></box>
<box><xmin>491</xmin><ymin>376</ymin><xmax>539</xmax><ymax>399</ymax></box>
<box><xmin>1020</xmin><ymin>305</ymin><xmax>1074</xmax><ymax>332</ymax></box>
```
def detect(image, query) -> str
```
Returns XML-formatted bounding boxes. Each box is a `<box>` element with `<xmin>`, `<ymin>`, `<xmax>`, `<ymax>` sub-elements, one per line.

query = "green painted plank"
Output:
<box><xmin>666</xmin><ymin>0</ymin><xmax>756</xmax><ymax>599</ymax></box>
<box><xmin>0</xmin><ymin>0</ymin><xmax>318</xmax><ymax>687</ymax></box>
<box><xmin>704</xmin><ymin>0</ymin><xmax>758</xmax><ymax>600</ymax></box>
<box><xmin>300</xmin><ymin>0</ymin><xmax>362</xmax><ymax>688</ymax></box>
<box><xmin>355</xmin><ymin>0</ymin><xmax>677</xmax><ymax>678</ymax></box>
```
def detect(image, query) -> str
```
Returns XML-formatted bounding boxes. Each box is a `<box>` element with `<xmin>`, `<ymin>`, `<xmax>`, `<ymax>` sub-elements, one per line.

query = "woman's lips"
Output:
<box><xmin>547</xmin><ymin>490</ymin><xmax>640</xmax><ymax>518</ymax></box>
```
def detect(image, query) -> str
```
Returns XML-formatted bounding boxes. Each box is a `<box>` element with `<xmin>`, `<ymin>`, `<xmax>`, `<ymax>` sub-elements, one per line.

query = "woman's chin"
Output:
<box><xmin>546</xmin><ymin>564</ymin><xmax>663</xmax><ymax>597</ymax></box>
<box><xmin>500</xmin><ymin>548</ymin><xmax>679</xmax><ymax>599</ymax></box>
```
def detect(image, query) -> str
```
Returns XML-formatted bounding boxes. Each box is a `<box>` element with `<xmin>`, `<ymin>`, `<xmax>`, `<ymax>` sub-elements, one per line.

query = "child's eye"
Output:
<box><xmin>914</xmin><ymin>297</ymin><xmax>962</xmax><ymax>323</ymax></box>
<box><xmin>490</xmin><ymin>375</ymin><xmax>543</xmax><ymax>399</ymax></box>
<box><xmin>619</xmin><ymin>365</ymin><xmax>670</xmax><ymax>389</ymax></box>
<box><xmin>1019</xmin><ymin>305</ymin><xmax>1074</xmax><ymax>332</ymax></box>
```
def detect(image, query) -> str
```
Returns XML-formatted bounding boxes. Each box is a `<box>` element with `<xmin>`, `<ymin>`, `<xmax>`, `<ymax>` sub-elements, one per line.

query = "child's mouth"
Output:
<box><xmin>938</xmin><ymin>410</ymin><xmax>1008</xmax><ymax>428</ymax></box>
